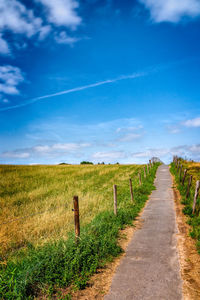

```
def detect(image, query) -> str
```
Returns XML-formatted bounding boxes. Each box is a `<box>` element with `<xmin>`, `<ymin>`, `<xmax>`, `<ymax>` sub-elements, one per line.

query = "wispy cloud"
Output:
<box><xmin>54</xmin><ymin>31</ymin><xmax>80</xmax><ymax>45</ymax></box>
<box><xmin>0</xmin><ymin>65</ymin><xmax>24</xmax><ymax>96</ymax></box>
<box><xmin>0</xmin><ymin>142</ymin><xmax>90</xmax><ymax>159</ymax></box>
<box><xmin>182</xmin><ymin>117</ymin><xmax>200</xmax><ymax>128</ymax></box>
<box><xmin>0</xmin><ymin>71</ymin><xmax>146</xmax><ymax>111</ymax></box>
<box><xmin>139</xmin><ymin>0</ymin><xmax>200</xmax><ymax>23</ymax></box>
<box><xmin>118</xmin><ymin>133</ymin><xmax>142</xmax><ymax>142</ymax></box>
<box><xmin>0</xmin><ymin>34</ymin><xmax>10</xmax><ymax>55</ymax></box>
<box><xmin>132</xmin><ymin>144</ymin><xmax>200</xmax><ymax>162</ymax></box>
<box><xmin>92</xmin><ymin>151</ymin><xmax>125</xmax><ymax>161</ymax></box>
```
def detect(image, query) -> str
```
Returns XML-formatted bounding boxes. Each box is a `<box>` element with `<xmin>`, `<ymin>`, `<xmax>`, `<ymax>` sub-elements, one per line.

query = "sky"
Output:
<box><xmin>0</xmin><ymin>0</ymin><xmax>200</xmax><ymax>165</ymax></box>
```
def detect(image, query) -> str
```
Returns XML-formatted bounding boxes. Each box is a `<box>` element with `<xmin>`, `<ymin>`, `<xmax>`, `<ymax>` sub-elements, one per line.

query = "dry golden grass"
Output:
<box><xmin>0</xmin><ymin>164</ymin><xmax>142</xmax><ymax>258</ymax></box>
<box><xmin>182</xmin><ymin>161</ymin><xmax>200</xmax><ymax>184</ymax></box>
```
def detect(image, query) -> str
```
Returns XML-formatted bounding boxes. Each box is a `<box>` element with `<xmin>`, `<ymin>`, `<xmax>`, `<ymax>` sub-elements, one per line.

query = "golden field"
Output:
<box><xmin>0</xmin><ymin>164</ymin><xmax>143</xmax><ymax>259</ymax></box>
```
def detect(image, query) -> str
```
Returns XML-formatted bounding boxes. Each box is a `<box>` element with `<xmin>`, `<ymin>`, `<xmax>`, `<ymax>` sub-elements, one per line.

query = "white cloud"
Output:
<box><xmin>0</xmin><ymin>0</ymin><xmax>44</xmax><ymax>37</ymax></box>
<box><xmin>92</xmin><ymin>151</ymin><xmax>125</xmax><ymax>160</ymax></box>
<box><xmin>116</xmin><ymin>124</ymin><xmax>143</xmax><ymax>142</ymax></box>
<box><xmin>0</xmin><ymin>0</ymin><xmax>82</xmax><ymax>56</ymax></box>
<box><xmin>0</xmin><ymin>65</ymin><xmax>24</xmax><ymax>96</ymax></box>
<box><xmin>118</xmin><ymin>133</ymin><xmax>141</xmax><ymax>142</ymax></box>
<box><xmin>0</xmin><ymin>34</ymin><xmax>10</xmax><ymax>55</ymax></box>
<box><xmin>132</xmin><ymin>144</ymin><xmax>200</xmax><ymax>163</ymax></box>
<box><xmin>55</xmin><ymin>31</ymin><xmax>80</xmax><ymax>45</ymax></box>
<box><xmin>1</xmin><ymin>151</ymin><xmax>30</xmax><ymax>158</ymax></box>
<box><xmin>38</xmin><ymin>25</ymin><xmax>52</xmax><ymax>40</ymax></box>
<box><xmin>166</xmin><ymin>124</ymin><xmax>180</xmax><ymax>134</ymax></box>
<box><xmin>37</xmin><ymin>0</ymin><xmax>81</xmax><ymax>28</ymax></box>
<box><xmin>0</xmin><ymin>142</ymin><xmax>91</xmax><ymax>159</ymax></box>
<box><xmin>33</xmin><ymin>142</ymin><xmax>90</xmax><ymax>153</ymax></box>
<box><xmin>139</xmin><ymin>0</ymin><xmax>200</xmax><ymax>23</ymax></box>
<box><xmin>182</xmin><ymin>117</ymin><xmax>200</xmax><ymax>127</ymax></box>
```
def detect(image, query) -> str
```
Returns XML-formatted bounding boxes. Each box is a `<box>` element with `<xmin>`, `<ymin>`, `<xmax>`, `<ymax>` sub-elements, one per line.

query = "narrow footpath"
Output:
<box><xmin>104</xmin><ymin>165</ymin><xmax>183</xmax><ymax>300</ymax></box>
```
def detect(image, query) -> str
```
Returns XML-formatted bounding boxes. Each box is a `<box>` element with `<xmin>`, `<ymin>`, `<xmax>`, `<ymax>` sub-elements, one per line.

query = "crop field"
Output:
<box><xmin>0</xmin><ymin>163</ymin><xmax>159</xmax><ymax>298</ymax></box>
<box><xmin>171</xmin><ymin>159</ymin><xmax>200</xmax><ymax>254</ymax></box>
<box><xmin>1</xmin><ymin>164</ymin><xmax>143</xmax><ymax>259</ymax></box>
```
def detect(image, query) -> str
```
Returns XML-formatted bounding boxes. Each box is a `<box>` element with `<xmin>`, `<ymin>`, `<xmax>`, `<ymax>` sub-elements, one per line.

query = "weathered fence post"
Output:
<box><xmin>73</xmin><ymin>196</ymin><xmax>80</xmax><ymax>240</ymax></box>
<box><xmin>129</xmin><ymin>178</ymin><xmax>134</xmax><ymax>202</ymax></box>
<box><xmin>147</xmin><ymin>164</ymin><xmax>149</xmax><ymax>174</ymax></box>
<box><xmin>143</xmin><ymin>166</ymin><xmax>146</xmax><ymax>178</ymax></box>
<box><xmin>175</xmin><ymin>158</ymin><xmax>178</xmax><ymax>168</ymax></box>
<box><xmin>192</xmin><ymin>180</ymin><xmax>200</xmax><ymax>214</ymax></box>
<box><xmin>186</xmin><ymin>175</ymin><xmax>193</xmax><ymax>199</ymax></box>
<box><xmin>179</xmin><ymin>164</ymin><xmax>183</xmax><ymax>181</ymax></box>
<box><xmin>138</xmin><ymin>172</ymin><xmax>142</xmax><ymax>185</ymax></box>
<box><xmin>113</xmin><ymin>184</ymin><xmax>117</xmax><ymax>215</ymax></box>
<box><xmin>177</xmin><ymin>161</ymin><xmax>180</xmax><ymax>172</ymax></box>
<box><xmin>149</xmin><ymin>160</ymin><xmax>152</xmax><ymax>168</ymax></box>
<box><xmin>182</xmin><ymin>169</ymin><xmax>187</xmax><ymax>185</ymax></box>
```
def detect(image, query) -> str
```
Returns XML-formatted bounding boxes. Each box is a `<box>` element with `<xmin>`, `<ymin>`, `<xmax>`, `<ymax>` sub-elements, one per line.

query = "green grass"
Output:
<box><xmin>0</xmin><ymin>163</ymin><xmax>159</xmax><ymax>299</ymax></box>
<box><xmin>170</xmin><ymin>160</ymin><xmax>200</xmax><ymax>255</ymax></box>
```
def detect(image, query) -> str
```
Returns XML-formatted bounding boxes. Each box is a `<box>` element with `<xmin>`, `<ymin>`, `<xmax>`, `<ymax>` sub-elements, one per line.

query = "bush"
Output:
<box><xmin>80</xmin><ymin>161</ymin><xmax>93</xmax><ymax>165</ymax></box>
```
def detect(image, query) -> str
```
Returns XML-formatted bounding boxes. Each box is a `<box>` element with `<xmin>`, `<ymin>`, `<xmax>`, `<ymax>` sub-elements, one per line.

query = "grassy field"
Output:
<box><xmin>1</xmin><ymin>164</ymin><xmax>142</xmax><ymax>259</ymax></box>
<box><xmin>0</xmin><ymin>163</ymin><xmax>159</xmax><ymax>299</ymax></box>
<box><xmin>170</xmin><ymin>159</ymin><xmax>200</xmax><ymax>254</ymax></box>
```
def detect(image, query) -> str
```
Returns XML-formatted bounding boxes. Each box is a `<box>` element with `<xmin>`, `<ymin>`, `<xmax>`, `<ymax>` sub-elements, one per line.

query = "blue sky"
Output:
<box><xmin>0</xmin><ymin>0</ymin><xmax>200</xmax><ymax>164</ymax></box>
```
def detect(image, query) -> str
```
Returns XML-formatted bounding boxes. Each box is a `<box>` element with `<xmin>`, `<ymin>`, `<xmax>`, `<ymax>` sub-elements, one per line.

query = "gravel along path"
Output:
<box><xmin>104</xmin><ymin>165</ymin><xmax>183</xmax><ymax>300</ymax></box>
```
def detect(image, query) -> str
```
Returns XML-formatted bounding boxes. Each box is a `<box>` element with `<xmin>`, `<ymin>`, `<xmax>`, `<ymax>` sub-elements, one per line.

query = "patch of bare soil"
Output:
<box><xmin>70</xmin><ymin>211</ymin><xmax>145</xmax><ymax>300</ymax></box>
<box><xmin>172</xmin><ymin>179</ymin><xmax>200</xmax><ymax>300</ymax></box>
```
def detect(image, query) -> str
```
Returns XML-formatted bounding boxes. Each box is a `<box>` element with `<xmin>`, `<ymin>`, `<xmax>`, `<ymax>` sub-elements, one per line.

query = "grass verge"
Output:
<box><xmin>0</xmin><ymin>164</ymin><xmax>159</xmax><ymax>299</ymax></box>
<box><xmin>170</xmin><ymin>160</ymin><xmax>200</xmax><ymax>255</ymax></box>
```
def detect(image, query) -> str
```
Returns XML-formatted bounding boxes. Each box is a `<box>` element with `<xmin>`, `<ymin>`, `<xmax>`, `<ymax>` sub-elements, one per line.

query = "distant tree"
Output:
<box><xmin>116</xmin><ymin>162</ymin><xmax>119</xmax><ymax>164</ymax></box>
<box><xmin>80</xmin><ymin>161</ymin><xmax>93</xmax><ymax>165</ymax></box>
<box><xmin>59</xmin><ymin>162</ymin><xmax>69</xmax><ymax>165</ymax></box>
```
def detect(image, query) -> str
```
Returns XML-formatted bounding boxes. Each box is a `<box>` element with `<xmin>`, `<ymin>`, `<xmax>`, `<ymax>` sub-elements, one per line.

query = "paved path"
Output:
<box><xmin>105</xmin><ymin>165</ymin><xmax>182</xmax><ymax>300</ymax></box>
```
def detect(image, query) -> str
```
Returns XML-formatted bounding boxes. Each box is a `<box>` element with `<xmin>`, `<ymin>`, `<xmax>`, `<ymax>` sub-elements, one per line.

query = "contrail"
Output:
<box><xmin>0</xmin><ymin>72</ymin><xmax>146</xmax><ymax>112</ymax></box>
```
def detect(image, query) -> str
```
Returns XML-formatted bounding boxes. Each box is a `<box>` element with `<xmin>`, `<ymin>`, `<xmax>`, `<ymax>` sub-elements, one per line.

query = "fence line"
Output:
<box><xmin>1</xmin><ymin>162</ymin><xmax>155</xmax><ymax>245</ymax></box>
<box><xmin>173</xmin><ymin>156</ymin><xmax>200</xmax><ymax>215</ymax></box>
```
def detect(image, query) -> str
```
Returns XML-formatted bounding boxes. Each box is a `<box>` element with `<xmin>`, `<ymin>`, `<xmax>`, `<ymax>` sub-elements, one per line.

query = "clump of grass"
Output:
<box><xmin>170</xmin><ymin>160</ymin><xmax>200</xmax><ymax>255</ymax></box>
<box><xmin>0</xmin><ymin>164</ymin><xmax>159</xmax><ymax>299</ymax></box>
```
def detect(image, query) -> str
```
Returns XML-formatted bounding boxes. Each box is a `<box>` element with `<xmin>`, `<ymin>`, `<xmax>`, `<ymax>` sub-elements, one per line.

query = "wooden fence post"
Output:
<box><xmin>143</xmin><ymin>166</ymin><xmax>146</xmax><ymax>178</ymax></box>
<box><xmin>129</xmin><ymin>178</ymin><xmax>134</xmax><ymax>202</ymax></box>
<box><xmin>182</xmin><ymin>169</ymin><xmax>187</xmax><ymax>185</ymax></box>
<box><xmin>113</xmin><ymin>184</ymin><xmax>117</xmax><ymax>215</ymax></box>
<box><xmin>147</xmin><ymin>164</ymin><xmax>149</xmax><ymax>174</ymax></box>
<box><xmin>138</xmin><ymin>172</ymin><xmax>142</xmax><ymax>185</ymax></box>
<box><xmin>186</xmin><ymin>175</ymin><xmax>193</xmax><ymax>199</ymax></box>
<box><xmin>175</xmin><ymin>158</ymin><xmax>178</xmax><ymax>168</ymax></box>
<box><xmin>149</xmin><ymin>160</ymin><xmax>152</xmax><ymax>168</ymax></box>
<box><xmin>192</xmin><ymin>180</ymin><xmax>200</xmax><ymax>214</ymax></box>
<box><xmin>73</xmin><ymin>196</ymin><xmax>80</xmax><ymax>240</ymax></box>
<box><xmin>177</xmin><ymin>161</ymin><xmax>180</xmax><ymax>172</ymax></box>
<box><xmin>179</xmin><ymin>164</ymin><xmax>182</xmax><ymax>181</ymax></box>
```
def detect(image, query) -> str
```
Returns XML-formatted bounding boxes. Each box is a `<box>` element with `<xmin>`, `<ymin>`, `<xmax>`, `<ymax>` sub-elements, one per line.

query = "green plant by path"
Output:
<box><xmin>170</xmin><ymin>160</ymin><xmax>200</xmax><ymax>255</ymax></box>
<box><xmin>0</xmin><ymin>164</ymin><xmax>159</xmax><ymax>299</ymax></box>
